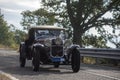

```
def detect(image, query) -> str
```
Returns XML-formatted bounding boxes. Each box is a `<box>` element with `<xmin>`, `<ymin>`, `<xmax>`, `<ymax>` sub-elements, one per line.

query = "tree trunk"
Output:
<box><xmin>73</xmin><ymin>26</ymin><xmax>83</xmax><ymax>47</ymax></box>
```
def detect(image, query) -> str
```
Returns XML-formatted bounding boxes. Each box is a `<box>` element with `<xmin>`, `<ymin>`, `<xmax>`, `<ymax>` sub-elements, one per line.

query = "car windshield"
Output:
<box><xmin>35</xmin><ymin>29</ymin><xmax>64</xmax><ymax>39</ymax></box>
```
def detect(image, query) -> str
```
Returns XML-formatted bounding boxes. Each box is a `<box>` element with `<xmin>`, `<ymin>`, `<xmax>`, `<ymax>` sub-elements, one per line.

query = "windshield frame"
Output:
<box><xmin>34</xmin><ymin>29</ymin><xmax>65</xmax><ymax>40</ymax></box>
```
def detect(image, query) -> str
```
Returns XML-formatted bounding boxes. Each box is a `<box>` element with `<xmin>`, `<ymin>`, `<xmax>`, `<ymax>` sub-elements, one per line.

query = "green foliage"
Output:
<box><xmin>0</xmin><ymin>12</ymin><xmax>26</xmax><ymax>49</ymax></box>
<box><xmin>82</xmin><ymin>34</ymin><xmax>108</xmax><ymax>48</ymax></box>
<box><xmin>21</xmin><ymin>0</ymin><xmax>120</xmax><ymax>48</ymax></box>
<box><xmin>21</xmin><ymin>10</ymin><xmax>35</xmax><ymax>29</ymax></box>
<box><xmin>83</xmin><ymin>57</ymin><xmax>96</xmax><ymax>64</ymax></box>
<box><xmin>95</xmin><ymin>26</ymin><xmax>120</xmax><ymax>48</ymax></box>
<box><xmin>14</xmin><ymin>29</ymin><xmax>26</xmax><ymax>44</ymax></box>
<box><xmin>21</xmin><ymin>9</ymin><xmax>56</xmax><ymax>30</ymax></box>
<box><xmin>0</xmin><ymin>13</ymin><xmax>14</xmax><ymax>46</ymax></box>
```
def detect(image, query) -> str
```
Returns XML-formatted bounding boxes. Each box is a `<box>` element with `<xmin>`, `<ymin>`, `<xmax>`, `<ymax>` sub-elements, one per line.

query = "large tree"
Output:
<box><xmin>0</xmin><ymin>11</ymin><xmax>15</xmax><ymax>46</ymax></box>
<box><xmin>21</xmin><ymin>0</ymin><xmax>120</xmax><ymax>47</ymax></box>
<box><xmin>21</xmin><ymin>9</ymin><xmax>56</xmax><ymax>30</ymax></box>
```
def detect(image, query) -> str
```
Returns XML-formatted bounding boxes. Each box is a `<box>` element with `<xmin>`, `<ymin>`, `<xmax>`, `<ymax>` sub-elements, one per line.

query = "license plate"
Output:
<box><xmin>51</xmin><ymin>57</ymin><xmax>65</xmax><ymax>62</ymax></box>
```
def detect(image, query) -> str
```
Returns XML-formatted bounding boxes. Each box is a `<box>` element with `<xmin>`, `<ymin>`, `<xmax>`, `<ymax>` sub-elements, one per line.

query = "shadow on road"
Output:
<box><xmin>0</xmin><ymin>54</ymin><xmax>119</xmax><ymax>77</ymax></box>
<box><xmin>0</xmin><ymin>55</ymin><xmax>74</xmax><ymax>76</ymax></box>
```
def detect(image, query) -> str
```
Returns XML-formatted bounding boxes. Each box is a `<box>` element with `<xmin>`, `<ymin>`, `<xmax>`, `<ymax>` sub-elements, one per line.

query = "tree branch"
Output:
<box><xmin>89</xmin><ymin>0</ymin><xmax>119</xmax><ymax>23</ymax></box>
<box><xmin>66</xmin><ymin>0</ymin><xmax>76</xmax><ymax>27</ymax></box>
<box><xmin>82</xmin><ymin>1</ymin><xmax>94</xmax><ymax>26</ymax></box>
<box><xmin>83</xmin><ymin>18</ymin><xmax>118</xmax><ymax>31</ymax></box>
<box><xmin>83</xmin><ymin>0</ymin><xmax>120</xmax><ymax>30</ymax></box>
<box><xmin>76</xmin><ymin>0</ymin><xmax>84</xmax><ymax>25</ymax></box>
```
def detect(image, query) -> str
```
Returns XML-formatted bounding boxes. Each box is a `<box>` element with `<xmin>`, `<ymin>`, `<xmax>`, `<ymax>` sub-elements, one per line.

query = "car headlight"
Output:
<box><xmin>44</xmin><ymin>39</ymin><xmax>51</xmax><ymax>47</ymax></box>
<box><xmin>64</xmin><ymin>39</ymin><xmax>72</xmax><ymax>47</ymax></box>
<box><xmin>55</xmin><ymin>37</ymin><xmax>63</xmax><ymax>45</ymax></box>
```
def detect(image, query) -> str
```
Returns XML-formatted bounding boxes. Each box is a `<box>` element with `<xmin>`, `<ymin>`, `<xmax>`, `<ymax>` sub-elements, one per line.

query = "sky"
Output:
<box><xmin>0</xmin><ymin>0</ymin><xmax>40</xmax><ymax>30</ymax></box>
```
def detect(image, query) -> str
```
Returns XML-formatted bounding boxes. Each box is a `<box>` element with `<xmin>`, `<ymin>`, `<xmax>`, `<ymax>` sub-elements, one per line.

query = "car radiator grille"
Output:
<box><xmin>51</xmin><ymin>45</ymin><xmax>63</xmax><ymax>57</ymax></box>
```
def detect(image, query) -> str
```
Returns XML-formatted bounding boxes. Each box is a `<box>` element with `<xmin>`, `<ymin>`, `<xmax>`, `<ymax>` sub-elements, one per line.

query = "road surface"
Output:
<box><xmin>0</xmin><ymin>49</ymin><xmax>120</xmax><ymax>80</ymax></box>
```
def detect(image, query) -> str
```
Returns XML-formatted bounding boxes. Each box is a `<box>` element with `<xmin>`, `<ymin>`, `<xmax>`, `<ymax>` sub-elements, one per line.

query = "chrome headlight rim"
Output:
<box><xmin>55</xmin><ymin>37</ymin><xmax>63</xmax><ymax>45</ymax></box>
<box><xmin>64</xmin><ymin>39</ymin><xmax>72</xmax><ymax>48</ymax></box>
<box><xmin>44</xmin><ymin>39</ymin><xmax>51</xmax><ymax>47</ymax></box>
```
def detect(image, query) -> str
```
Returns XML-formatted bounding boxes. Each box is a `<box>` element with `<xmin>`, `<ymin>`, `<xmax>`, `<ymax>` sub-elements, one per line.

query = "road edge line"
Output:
<box><xmin>85</xmin><ymin>70</ymin><xmax>120</xmax><ymax>80</ymax></box>
<box><xmin>0</xmin><ymin>70</ymin><xmax>19</xmax><ymax>80</ymax></box>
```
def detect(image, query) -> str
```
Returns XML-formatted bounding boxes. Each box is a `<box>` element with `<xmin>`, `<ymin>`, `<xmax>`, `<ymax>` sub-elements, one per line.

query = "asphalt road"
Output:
<box><xmin>0</xmin><ymin>49</ymin><xmax>120</xmax><ymax>80</ymax></box>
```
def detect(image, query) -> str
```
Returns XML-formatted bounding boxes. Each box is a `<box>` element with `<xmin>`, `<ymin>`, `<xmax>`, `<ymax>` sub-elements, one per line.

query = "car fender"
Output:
<box><xmin>32</xmin><ymin>43</ymin><xmax>44</xmax><ymax>51</ymax></box>
<box><xmin>19</xmin><ymin>42</ymin><xmax>26</xmax><ymax>58</ymax></box>
<box><xmin>32</xmin><ymin>43</ymin><xmax>49</xmax><ymax>63</ymax></box>
<box><xmin>67</xmin><ymin>44</ymin><xmax>80</xmax><ymax>54</ymax></box>
<box><xmin>70</xmin><ymin>44</ymin><xmax>80</xmax><ymax>50</ymax></box>
<box><xmin>32</xmin><ymin>43</ymin><xmax>45</xmax><ymax>55</ymax></box>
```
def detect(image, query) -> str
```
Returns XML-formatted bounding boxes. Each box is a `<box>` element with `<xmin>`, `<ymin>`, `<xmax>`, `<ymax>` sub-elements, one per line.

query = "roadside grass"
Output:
<box><xmin>0</xmin><ymin>44</ymin><xmax>9</xmax><ymax>49</ymax></box>
<box><xmin>0</xmin><ymin>44</ymin><xmax>19</xmax><ymax>51</ymax></box>
<box><xmin>83</xmin><ymin>57</ymin><xmax>120</xmax><ymax>67</ymax></box>
<box><xmin>83</xmin><ymin>57</ymin><xmax>96</xmax><ymax>64</ymax></box>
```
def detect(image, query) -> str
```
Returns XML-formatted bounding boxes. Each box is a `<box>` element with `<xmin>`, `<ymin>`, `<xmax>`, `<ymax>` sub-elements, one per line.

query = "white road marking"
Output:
<box><xmin>85</xmin><ymin>70</ymin><xmax>120</xmax><ymax>80</ymax></box>
<box><xmin>0</xmin><ymin>70</ymin><xmax>19</xmax><ymax>80</ymax></box>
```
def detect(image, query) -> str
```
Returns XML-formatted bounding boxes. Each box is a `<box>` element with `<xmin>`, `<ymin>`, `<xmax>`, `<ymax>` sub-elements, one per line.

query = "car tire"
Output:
<box><xmin>32</xmin><ymin>49</ymin><xmax>40</xmax><ymax>72</ymax></box>
<box><xmin>19</xmin><ymin>44</ymin><xmax>26</xmax><ymax>67</ymax></box>
<box><xmin>20</xmin><ymin>57</ymin><xmax>26</xmax><ymax>67</ymax></box>
<box><xmin>54</xmin><ymin>62</ymin><xmax>60</xmax><ymax>68</ymax></box>
<box><xmin>71</xmin><ymin>48</ymin><xmax>80</xmax><ymax>73</ymax></box>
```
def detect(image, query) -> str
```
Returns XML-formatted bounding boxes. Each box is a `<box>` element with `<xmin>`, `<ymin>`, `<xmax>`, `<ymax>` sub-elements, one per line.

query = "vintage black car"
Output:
<box><xmin>19</xmin><ymin>25</ymin><xmax>81</xmax><ymax>72</ymax></box>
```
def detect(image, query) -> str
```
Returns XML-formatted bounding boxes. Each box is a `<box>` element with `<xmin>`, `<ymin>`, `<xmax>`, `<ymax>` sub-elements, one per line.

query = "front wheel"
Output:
<box><xmin>71</xmin><ymin>49</ymin><xmax>80</xmax><ymax>73</ymax></box>
<box><xmin>32</xmin><ymin>49</ymin><xmax>40</xmax><ymax>72</ymax></box>
<box><xmin>19</xmin><ymin>44</ymin><xmax>26</xmax><ymax>67</ymax></box>
<box><xmin>20</xmin><ymin>57</ymin><xmax>26</xmax><ymax>67</ymax></box>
